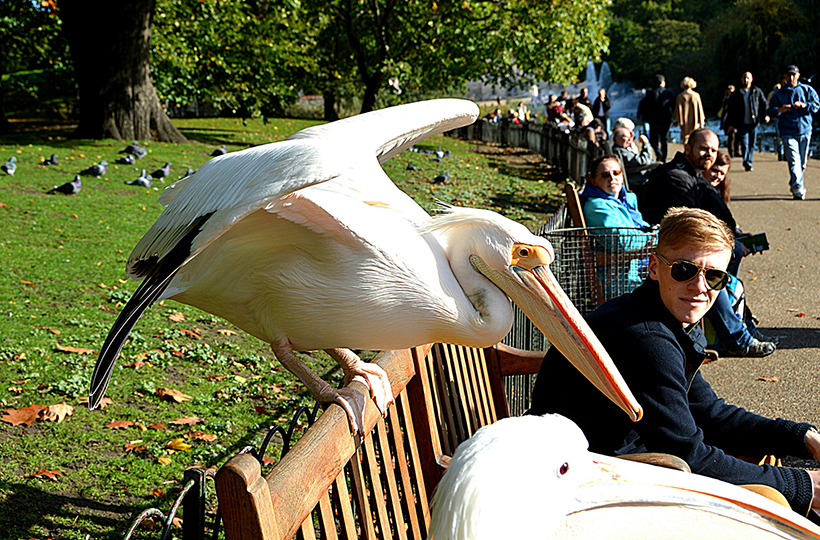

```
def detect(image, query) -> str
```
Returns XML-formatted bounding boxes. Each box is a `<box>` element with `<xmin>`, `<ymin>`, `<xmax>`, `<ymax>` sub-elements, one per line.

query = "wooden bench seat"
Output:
<box><xmin>215</xmin><ymin>342</ymin><xmax>544</xmax><ymax>540</ymax></box>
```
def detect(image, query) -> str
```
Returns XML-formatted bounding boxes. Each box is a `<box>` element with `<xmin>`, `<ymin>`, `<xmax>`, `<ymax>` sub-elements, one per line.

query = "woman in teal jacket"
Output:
<box><xmin>579</xmin><ymin>156</ymin><xmax>652</xmax><ymax>296</ymax></box>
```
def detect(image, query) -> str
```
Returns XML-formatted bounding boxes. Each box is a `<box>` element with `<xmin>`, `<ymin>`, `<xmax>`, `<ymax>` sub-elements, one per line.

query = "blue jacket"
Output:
<box><xmin>767</xmin><ymin>82</ymin><xmax>820</xmax><ymax>136</ymax></box>
<box><xmin>529</xmin><ymin>279</ymin><xmax>816</xmax><ymax>515</ymax></box>
<box><xmin>580</xmin><ymin>186</ymin><xmax>650</xmax><ymax>294</ymax></box>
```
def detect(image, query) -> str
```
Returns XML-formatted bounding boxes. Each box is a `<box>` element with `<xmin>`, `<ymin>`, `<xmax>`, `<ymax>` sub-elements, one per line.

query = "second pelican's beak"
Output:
<box><xmin>561</xmin><ymin>453</ymin><xmax>820</xmax><ymax>539</ymax></box>
<box><xmin>471</xmin><ymin>249</ymin><xmax>643</xmax><ymax>422</ymax></box>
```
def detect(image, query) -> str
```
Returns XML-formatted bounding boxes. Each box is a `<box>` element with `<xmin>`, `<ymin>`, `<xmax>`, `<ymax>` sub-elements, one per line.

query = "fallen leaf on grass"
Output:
<box><xmin>124</xmin><ymin>443</ymin><xmax>146</xmax><ymax>453</ymax></box>
<box><xmin>55</xmin><ymin>343</ymin><xmax>95</xmax><ymax>355</ymax></box>
<box><xmin>182</xmin><ymin>430</ymin><xmax>217</xmax><ymax>442</ymax></box>
<box><xmin>166</xmin><ymin>438</ymin><xmax>192</xmax><ymax>452</ymax></box>
<box><xmin>254</xmin><ymin>406</ymin><xmax>270</xmax><ymax>416</ymax></box>
<box><xmin>2</xmin><ymin>407</ymin><xmax>39</xmax><ymax>427</ymax></box>
<box><xmin>105</xmin><ymin>420</ymin><xmax>135</xmax><ymax>430</ymax></box>
<box><xmin>168</xmin><ymin>312</ymin><xmax>185</xmax><ymax>322</ymax></box>
<box><xmin>7</xmin><ymin>386</ymin><xmax>23</xmax><ymax>394</ymax></box>
<box><xmin>157</xmin><ymin>388</ymin><xmax>193</xmax><ymax>403</ymax></box>
<box><xmin>157</xmin><ymin>456</ymin><xmax>172</xmax><ymax>465</ymax></box>
<box><xmin>77</xmin><ymin>396</ymin><xmax>113</xmax><ymax>409</ymax></box>
<box><xmin>758</xmin><ymin>376</ymin><xmax>780</xmax><ymax>382</ymax></box>
<box><xmin>148</xmin><ymin>423</ymin><xmax>166</xmax><ymax>430</ymax></box>
<box><xmin>30</xmin><ymin>466</ymin><xmax>63</xmax><ymax>480</ymax></box>
<box><xmin>170</xmin><ymin>416</ymin><xmax>204</xmax><ymax>426</ymax></box>
<box><xmin>152</xmin><ymin>488</ymin><xmax>164</xmax><ymax>498</ymax></box>
<box><xmin>123</xmin><ymin>359</ymin><xmax>147</xmax><ymax>370</ymax></box>
<box><xmin>217</xmin><ymin>329</ymin><xmax>237</xmax><ymax>336</ymax></box>
<box><xmin>41</xmin><ymin>403</ymin><xmax>74</xmax><ymax>423</ymax></box>
<box><xmin>20</xmin><ymin>280</ymin><xmax>34</xmax><ymax>286</ymax></box>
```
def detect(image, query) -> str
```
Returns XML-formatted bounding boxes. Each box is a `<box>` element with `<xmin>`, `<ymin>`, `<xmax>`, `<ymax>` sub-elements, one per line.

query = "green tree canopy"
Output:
<box><xmin>152</xmin><ymin>0</ymin><xmax>313</xmax><ymax>118</ymax></box>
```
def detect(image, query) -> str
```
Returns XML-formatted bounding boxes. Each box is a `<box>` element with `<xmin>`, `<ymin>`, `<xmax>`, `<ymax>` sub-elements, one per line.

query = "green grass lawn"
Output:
<box><xmin>0</xmin><ymin>116</ymin><xmax>566</xmax><ymax>540</ymax></box>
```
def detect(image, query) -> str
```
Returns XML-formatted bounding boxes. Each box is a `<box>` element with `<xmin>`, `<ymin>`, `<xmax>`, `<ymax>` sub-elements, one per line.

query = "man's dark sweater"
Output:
<box><xmin>528</xmin><ymin>279</ymin><xmax>815</xmax><ymax>514</ymax></box>
<box><xmin>639</xmin><ymin>151</ymin><xmax>699</xmax><ymax>225</ymax></box>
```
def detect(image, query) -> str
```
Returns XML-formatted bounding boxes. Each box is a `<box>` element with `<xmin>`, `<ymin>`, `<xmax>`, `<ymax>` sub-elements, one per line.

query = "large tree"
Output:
<box><xmin>59</xmin><ymin>0</ymin><xmax>186</xmax><ymax>142</ymax></box>
<box><xmin>304</xmin><ymin>0</ymin><xmax>612</xmax><ymax>116</ymax></box>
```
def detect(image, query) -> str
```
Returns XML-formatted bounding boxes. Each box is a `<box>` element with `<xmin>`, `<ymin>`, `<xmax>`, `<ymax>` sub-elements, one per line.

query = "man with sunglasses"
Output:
<box><xmin>529</xmin><ymin>208</ymin><xmax>820</xmax><ymax>516</ymax></box>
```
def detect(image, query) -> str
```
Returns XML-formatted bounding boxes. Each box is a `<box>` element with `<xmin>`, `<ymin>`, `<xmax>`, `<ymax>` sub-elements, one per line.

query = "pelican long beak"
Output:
<box><xmin>470</xmin><ymin>253</ymin><xmax>642</xmax><ymax>422</ymax></box>
<box><xmin>561</xmin><ymin>453</ymin><xmax>820</xmax><ymax>539</ymax></box>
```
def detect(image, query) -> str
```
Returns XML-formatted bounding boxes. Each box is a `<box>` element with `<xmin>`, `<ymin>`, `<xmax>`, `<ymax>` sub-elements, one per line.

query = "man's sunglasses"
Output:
<box><xmin>655</xmin><ymin>253</ymin><xmax>730</xmax><ymax>291</ymax></box>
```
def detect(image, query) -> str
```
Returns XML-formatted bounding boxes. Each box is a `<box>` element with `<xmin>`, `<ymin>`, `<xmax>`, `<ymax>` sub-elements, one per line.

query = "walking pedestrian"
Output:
<box><xmin>725</xmin><ymin>72</ymin><xmax>769</xmax><ymax>172</ymax></box>
<box><xmin>767</xmin><ymin>65</ymin><xmax>820</xmax><ymax>200</ymax></box>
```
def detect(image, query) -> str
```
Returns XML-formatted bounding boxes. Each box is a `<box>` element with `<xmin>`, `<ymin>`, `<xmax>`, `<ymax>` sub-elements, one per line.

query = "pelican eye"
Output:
<box><xmin>558</xmin><ymin>462</ymin><xmax>569</xmax><ymax>476</ymax></box>
<box><xmin>518</xmin><ymin>247</ymin><xmax>530</xmax><ymax>257</ymax></box>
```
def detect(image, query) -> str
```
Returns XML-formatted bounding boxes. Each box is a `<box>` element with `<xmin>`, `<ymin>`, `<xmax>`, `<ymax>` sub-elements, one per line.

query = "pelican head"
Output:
<box><xmin>428</xmin><ymin>207</ymin><xmax>641</xmax><ymax>422</ymax></box>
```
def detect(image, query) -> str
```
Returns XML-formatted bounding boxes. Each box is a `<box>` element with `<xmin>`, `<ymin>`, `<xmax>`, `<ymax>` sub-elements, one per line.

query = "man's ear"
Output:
<box><xmin>648</xmin><ymin>254</ymin><xmax>660</xmax><ymax>282</ymax></box>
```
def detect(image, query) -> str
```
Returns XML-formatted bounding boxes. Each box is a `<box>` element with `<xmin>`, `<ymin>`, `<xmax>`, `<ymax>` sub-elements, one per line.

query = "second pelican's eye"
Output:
<box><xmin>518</xmin><ymin>247</ymin><xmax>529</xmax><ymax>257</ymax></box>
<box><xmin>559</xmin><ymin>462</ymin><xmax>569</xmax><ymax>476</ymax></box>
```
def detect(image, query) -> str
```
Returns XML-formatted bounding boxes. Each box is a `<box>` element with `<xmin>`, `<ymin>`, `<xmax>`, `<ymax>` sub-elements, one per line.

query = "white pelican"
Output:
<box><xmin>88</xmin><ymin>99</ymin><xmax>642</xmax><ymax>432</ymax></box>
<box><xmin>428</xmin><ymin>414</ymin><xmax>820</xmax><ymax>540</ymax></box>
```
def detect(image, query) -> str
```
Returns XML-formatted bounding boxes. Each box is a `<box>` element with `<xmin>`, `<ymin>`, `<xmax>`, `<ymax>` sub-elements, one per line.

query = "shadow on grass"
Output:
<box><xmin>0</xmin><ymin>480</ymin><xmax>138</xmax><ymax>540</ymax></box>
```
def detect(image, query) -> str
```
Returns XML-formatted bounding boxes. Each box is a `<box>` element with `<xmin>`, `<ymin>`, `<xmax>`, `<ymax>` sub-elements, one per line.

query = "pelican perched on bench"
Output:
<box><xmin>429</xmin><ymin>414</ymin><xmax>820</xmax><ymax>540</ymax></box>
<box><xmin>88</xmin><ymin>99</ymin><xmax>642</xmax><ymax>433</ymax></box>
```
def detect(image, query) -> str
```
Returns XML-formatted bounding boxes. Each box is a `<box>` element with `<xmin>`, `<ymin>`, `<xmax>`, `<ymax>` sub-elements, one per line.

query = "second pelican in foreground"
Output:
<box><xmin>88</xmin><ymin>99</ymin><xmax>642</xmax><ymax>432</ymax></box>
<box><xmin>429</xmin><ymin>414</ymin><xmax>820</xmax><ymax>540</ymax></box>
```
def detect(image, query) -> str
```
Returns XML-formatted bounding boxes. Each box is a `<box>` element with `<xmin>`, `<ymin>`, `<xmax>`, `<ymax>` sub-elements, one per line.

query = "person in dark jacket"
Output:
<box><xmin>640</xmin><ymin>128</ymin><xmax>717</xmax><ymax>227</ymax></box>
<box><xmin>725</xmin><ymin>71</ymin><xmax>769</xmax><ymax>172</ymax></box>
<box><xmin>529</xmin><ymin>207</ymin><xmax>820</xmax><ymax>517</ymax></box>
<box><xmin>638</xmin><ymin>74</ymin><xmax>675</xmax><ymax>162</ymax></box>
<box><xmin>591</xmin><ymin>88</ymin><xmax>612</xmax><ymax>132</ymax></box>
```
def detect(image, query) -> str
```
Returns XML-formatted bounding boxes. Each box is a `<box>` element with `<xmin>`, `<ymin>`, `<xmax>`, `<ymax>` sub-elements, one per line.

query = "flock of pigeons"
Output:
<box><xmin>406</xmin><ymin>145</ymin><xmax>454</xmax><ymax>184</ymax></box>
<box><xmin>0</xmin><ymin>142</ymin><xmax>228</xmax><ymax>196</ymax></box>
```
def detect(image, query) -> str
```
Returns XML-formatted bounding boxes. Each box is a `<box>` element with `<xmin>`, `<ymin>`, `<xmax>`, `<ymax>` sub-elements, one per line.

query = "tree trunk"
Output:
<box><xmin>323</xmin><ymin>89</ymin><xmax>339</xmax><ymax>121</ymax></box>
<box><xmin>59</xmin><ymin>0</ymin><xmax>187</xmax><ymax>143</ymax></box>
<box><xmin>360</xmin><ymin>75</ymin><xmax>382</xmax><ymax>114</ymax></box>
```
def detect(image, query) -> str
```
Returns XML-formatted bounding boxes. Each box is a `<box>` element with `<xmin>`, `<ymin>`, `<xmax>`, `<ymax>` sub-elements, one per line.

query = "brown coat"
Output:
<box><xmin>674</xmin><ymin>89</ymin><xmax>706</xmax><ymax>144</ymax></box>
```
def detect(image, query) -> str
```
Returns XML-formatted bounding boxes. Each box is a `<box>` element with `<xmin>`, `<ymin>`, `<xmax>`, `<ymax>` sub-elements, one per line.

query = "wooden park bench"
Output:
<box><xmin>214</xmin><ymin>341</ymin><xmax>545</xmax><ymax>540</ymax></box>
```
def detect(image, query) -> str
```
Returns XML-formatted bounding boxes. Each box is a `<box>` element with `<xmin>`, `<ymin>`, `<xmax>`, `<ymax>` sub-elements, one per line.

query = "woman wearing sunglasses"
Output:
<box><xmin>579</xmin><ymin>156</ymin><xmax>650</xmax><ymax>295</ymax></box>
<box><xmin>530</xmin><ymin>207</ymin><xmax>820</xmax><ymax>517</ymax></box>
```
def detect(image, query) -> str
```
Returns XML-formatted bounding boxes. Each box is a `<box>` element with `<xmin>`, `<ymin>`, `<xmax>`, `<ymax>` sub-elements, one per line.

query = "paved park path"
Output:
<box><xmin>673</xmin><ymin>143</ymin><xmax>820</xmax><ymax>451</ymax></box>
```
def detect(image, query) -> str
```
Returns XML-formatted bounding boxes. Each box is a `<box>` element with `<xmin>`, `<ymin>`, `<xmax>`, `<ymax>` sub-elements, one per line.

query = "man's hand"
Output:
<box><xmin>794</xmin><ymin>101</ymin><xmax>807</xmax><ymax>109</ymax></box>
<box><xmin>638</xmin><ymin>134</ymin><xmax>649</xmax><ymax>144</ymax></box>
<box><xmin>809</xmin><ymin>470</ymin><xmax>820</xmax><ymax>510</ymax></box>
<box><xmin>778</xmin><ymin>104</ymin><xmax>793</xmax><ymax>114</ymax></box>
<box><xmin>805</xmin><ymin>428</ymin><xmax>820</xmax><ymax>461</ymax></box>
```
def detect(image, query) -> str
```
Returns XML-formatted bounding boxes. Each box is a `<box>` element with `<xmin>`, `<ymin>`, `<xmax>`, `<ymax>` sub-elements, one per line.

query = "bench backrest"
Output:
<box><xmin>215</xmin><ymin>342</ymin><xmax>543</xmax><ymax>540</ymax></box>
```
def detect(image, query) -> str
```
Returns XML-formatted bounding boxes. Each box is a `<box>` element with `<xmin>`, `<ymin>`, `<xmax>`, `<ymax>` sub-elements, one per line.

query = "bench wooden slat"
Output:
<box><xmin>395</xmin><ymin>380</ymin><xmax>430</xmax><ymax>538</ymax></box>
<box><xmin>386</xmin><ymin>402</ymin><xmax>423</xmax><ymax>540</ymax></box>
<box><xmin>298</xmin><ymin>511</ymin><xmax>315</xmax><ymax>540</ymax></box>
<box><xmin>433</xmin><ymin>344</ymin><xmax>464</xmax><ymax>450</ymax></box>
<box><xmin>316</xmin><ymin>489</ymin><xmax>338</xmax><ymax>540</ymax></box>
<box><xmin>330</xmin><ymin>472</ymin><xmax>357</xmax><ymax>540</ymax></box>
<box><xmin>362</xmin><ymin>432</ymin><xmax>391</xmax><ymax>538</ymax></box>
<box><xmin>349</xmin><ymin>447</ymin><xmax>377</xmax><ymax>538</ymax></box>
<box><xmin>376</xmin><ymin>418</ymin><xmax>409</xmax><ymax>540</ymax></box>
<box><xmin>442</xmin><ymin>344</ymin><xmax>478</xmax><ymax>436</ymax></box>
